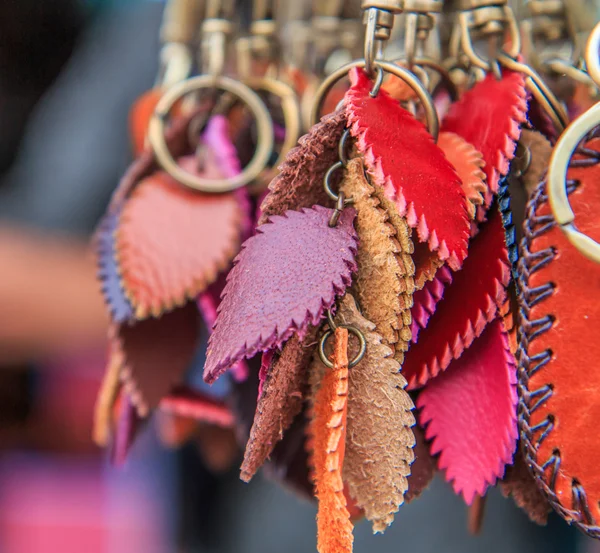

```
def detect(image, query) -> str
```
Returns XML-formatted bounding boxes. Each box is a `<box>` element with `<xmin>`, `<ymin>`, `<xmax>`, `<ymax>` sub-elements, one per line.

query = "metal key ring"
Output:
<box><xmin>243</xmin><ymin>76</ymin><xmax>301</xmax><ymax>182</ymax></box>
<box><xmin>148</xmin><ymin>74</ymin><xmax>274</xmax><ymax>193</ymax></box>
<box><xmin>391</xmin><ymin>56</ymin><xmax>460</xmax><ymax>102</ymax></box>
<box><xmin>547</xmin><ymin>102</ymin><xmax>600</xmax><ymax>264</ymax></box>
<box><xmin>318</xmin><ymin>326</ymin><xmax>367</xmax><ymax>369</ymax></box>
<box><xmin>309</xmin><ymin>59</ymin><xmax>439</xmax><ymax>141</ymax></box>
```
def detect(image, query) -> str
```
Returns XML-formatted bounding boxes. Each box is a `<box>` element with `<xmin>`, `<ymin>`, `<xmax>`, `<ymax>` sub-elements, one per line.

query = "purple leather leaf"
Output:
<box><xmin>204</xmin><ymin>206</ymin><xmax>358</xmax><ymax>383</ymax></box>
<box><xmin>110</xmin><ymin>391</ymin><xmax>141</xmax><ymax>467</ymax></box>
<box><xmin>96</xmin><ymin>209</ymin><xmax>133</xmax><ymax>323</ymax></box>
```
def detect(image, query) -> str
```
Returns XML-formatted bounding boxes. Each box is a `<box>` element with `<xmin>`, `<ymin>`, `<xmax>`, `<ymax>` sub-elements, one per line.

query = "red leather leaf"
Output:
<box><xmin>417</xmin><ymin>319</ymin><xmax>518</xmax><ymax>504</ymax></box>
<box><xmin>159</xmin><ymin>386</ymin><xmax>234</xmax><ymax>427</ymax></box>
<box><xmin>119</xmin><ymin>301</ymin><xmax>200</xmax><ymax>417</ymax></box>
<box><xmin>129</xmin><ymin>89</ymin><xmax>162</xmax><ymax>155</ymax></box>
<box><xmin>345</xmin><ymin>68</ymin><xmax>469</xmax><ymax>270</ymax></box>
<box><xmin>441</xmin><ymin>69</ymin><xmax>527</xmax><ymax>198</ymax></box>
<box><xmin>403</xmin><ymin>208</ymin><xmax>510</xmax><ymax>389</ymax></box>
<box><xmin>410</xmin><ymin>265</ymin><xmax>453</xmax><ymax>343</ymax></box>
<box><xmin>204</xmin><ymin>206</ymin><xmax>358</xmax><ymax>383</ymax></box>
<box><xmin>117</xmin><ymin>161</ymin><xmax>249</xmax><ymax>319</ymax></box>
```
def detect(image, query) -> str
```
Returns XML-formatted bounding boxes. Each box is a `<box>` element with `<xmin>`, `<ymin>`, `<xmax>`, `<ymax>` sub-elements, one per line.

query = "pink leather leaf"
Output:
<box><xmin>159</xmin><ymin>385</ymin><xmax>234</xmax><ymax>427</ymax></box>
<box><xmin>441</xmin><ymin>69</ymin><xmax>527</xmax><ymax>200</ymax></box>
<box><xmin>204</xmin><ymin>206</ymin><xmax>358</xmax><ymax>383</ymax></box>
<box><xmin>110</xmin><ymin>390</ymin><xmax>141</xmax><ymax>467</ymax></box>
<box><xmin>403</xmin><ymin>208</ymin><xmax>510</xmax><ymax>389</ymax></box>
<box><xmin>119</xmin><ymin>301</ymin><xmax>200</xmax><ymax>417</ymax></box>
<box><xmin>345</xmin><ymin>67</ymin><xmax>469</xmax><ymax>270</ymax></box>
<box><xmin>410</xmin><ymin>265</ymin><xmax>453</xmax><ymax>343</ymax></box>
<box><xmin>417</xmin><ymin>319</ymin><xmax>518</xmax><ymax>504</ymax></box>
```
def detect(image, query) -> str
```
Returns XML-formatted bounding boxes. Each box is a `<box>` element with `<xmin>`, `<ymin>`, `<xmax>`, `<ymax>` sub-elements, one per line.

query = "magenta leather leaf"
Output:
<box><xmin>203</xmin><ymin>206</ymin><xmax>358</xmax><ymax>383</ymax></box>
<box><xmin>110</xmin><ymin>391</ymin><xmax>141</xmax><ymax>467</ymax></box>
<box><xmin>410</xmin><ymin>265</ymin><xmax>453</xmax><ymax>343</ymax></box>
<box><xmin>417</xmin><ymin>319</ymin><xmax>518</xmax><ymax>504</ymax></box>
<box><xmin>403</xmin><ymin>208</ymin><xmax>510</xmax><ymax>389</ymax></box>
<box><xmin>441</xmin><ymin>69</ymin><xmax>527</xmax><ymax>201</ymax></box>
<box><xmin>345</xmin><ymin>67</ymin><xmax>470</xmax><ymax>270</ymax></box>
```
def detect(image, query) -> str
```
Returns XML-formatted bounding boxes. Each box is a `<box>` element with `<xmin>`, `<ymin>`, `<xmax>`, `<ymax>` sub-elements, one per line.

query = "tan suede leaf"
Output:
<box><xmin>240</xmin><ymin>330</ymin><xmax>318</xmax><ymax>482</ymax></box>
<box><xmin>336</xmin><ymin>294</ymin><xmax>416</xmax><ymax>533</ymax></box>
<box><xmin>341</xmin><ymin>159</ymin><xmax>412</xmax><ymax>358</ymax></box>
<box><xmin>519</xmin><ymin>130</ymin><xmax>552</xmax><ymax>197</ymax></box>
<box><xmin>369</xmin><ymin>186</ymin><xmax>416</xmax><ymax>360</ymax></box>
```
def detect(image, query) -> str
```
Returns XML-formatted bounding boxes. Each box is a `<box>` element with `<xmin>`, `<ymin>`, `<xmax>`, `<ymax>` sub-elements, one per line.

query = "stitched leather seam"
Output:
<box><xmin>517</xmin><ymin>152</ymin><xmax>600</xmax><ymax>537</ymax></box>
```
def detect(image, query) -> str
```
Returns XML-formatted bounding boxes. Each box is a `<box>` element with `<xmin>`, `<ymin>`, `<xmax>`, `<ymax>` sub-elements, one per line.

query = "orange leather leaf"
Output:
<box><xmin>129</xmin><ymin>89</ymin><xmax>162</xmax><ymax>155</ymax></box>
<box><xmin>310</xmin><ymin>327</ymin><xmax>353</xmax><ymax>553</ymax></box>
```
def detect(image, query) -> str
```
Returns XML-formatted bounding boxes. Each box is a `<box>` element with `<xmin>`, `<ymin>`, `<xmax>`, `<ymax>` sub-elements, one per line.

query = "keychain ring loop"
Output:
<box><xmin>392</xmin><ymin>56</ymin><xmax>460</xmax><ymax>102</ymax></box>
<box><xmin>243</xmin><ymin>77</ymin><xmax>302</xmax><ymax>184</ymax></box>
<box><xmin>318</xmin><ymin>326</ymin><xmax>367</xmax><ymax>369</ymax></box>
<box><xmin>148</xmin><ymin>75</ymin><xmax>274</xmax><ymax>193</ymax></box>
<box><xmin>585</xmin><ymin>22</ymin><xmax>600</xmax><ymax>89</ymax></box>
<box><xmin>547</xmin><ymin>102</ymin><xmax>600</xmax><ymax>264</ymax></box>
<box><xmin>310</xmin><ymin>59</ymin><xmax>439</xmax><ymax>141</ymax></box>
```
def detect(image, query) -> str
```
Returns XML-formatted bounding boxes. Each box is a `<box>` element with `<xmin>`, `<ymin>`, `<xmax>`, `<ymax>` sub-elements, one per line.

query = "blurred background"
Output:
<box><xmin>0</xmin><ymin>1</ymin><xmax>597</xmax><ymax>552</ymax></box>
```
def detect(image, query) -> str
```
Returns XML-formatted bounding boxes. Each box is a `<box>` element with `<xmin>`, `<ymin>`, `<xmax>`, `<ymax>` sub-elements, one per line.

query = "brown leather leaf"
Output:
<box><xmin>119</xmin><ymin>302</ymin><xmax>200</xmax><ymax>417</ymax></box>
<box><xmin>309</xmin><ymin>327</ymin><xmax>354</xmax><ymax>553</ymax></box>
<box><xmin>341</xmin><ymin>159</ymin><xmax>414</xmax><ymax>359</ymax></box>
<box><xmin>519</xmin><ymin>129</ymin><xmax>552</xmax><ymax>197</ymax></box>
<box><xmin>259</xmin><ymin>110</ymin><xmax>346</xmax><ymax>223</ymax></box>
<box><xmin>405</xmin><ymin>424</ymin><xmax>436</xmax><ymax>503</ymax></box>
<box><xmin>500</xmin><ymin>446</ymin><xmax>551</xmax><ymax>525</ymax></box>
<box><xmin>240</xmin><ymin>329</ymin><xmax>318</xmax><ymax>482</ymax></box>
<box><xmin>336</xmin><ymin>294</ymin><xmax>416</xmax><ymax>533</ymax></box>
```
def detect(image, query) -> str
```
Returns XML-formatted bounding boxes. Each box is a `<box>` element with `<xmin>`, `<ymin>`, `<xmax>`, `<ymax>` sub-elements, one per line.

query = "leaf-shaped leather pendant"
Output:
<box><xmin>403</xmin><ymin>209</ymin><xmax>510</xmax><ymax>389</ymax></box>
<box><xmin>309</xmin><ymin>327</ymin><xmax>353</xmax><ymax>553</ymax></box>
<box><xmin>117</xmin><ymin>160</ymin><xmax>249</xmax><ymax>319</ymax></box>
<box><xmin>159</xmin><ymin>386</ymin><xmax>234</xmax><ymax>427</ymax></box>
<box><xmin>441</xmin><ymin>69</ymin><xmax>527</xmax><ymax>203</ymax></box>
<box><xmin>241</xmin><ymin>330</ymin><xmax>318</xmax><ymax>482</ymax></box>
<box><xmin>119</xmin><ymin>301</ymin><xmax>200</xmax><ymax>416</ymax></box>
<box><xmin>96</xmin><ymin>209</ymin><xmax>133</xmax><ymax>324</ymax></box>
<box><xmin>259</xmin><ymin>110</ymin><xmax>346</xmax><ymax>223</ymax></box>
<box><xmin>204</xmin><ymin>206</ymin><xmax>358</xmax><ymax>383</ymax></box>
<box><xmin>345</xmin><ymin>68</ymin><xmax>469</xmax><ymax>270</ymax></box>
<box><xmin>341</xmin><ymin>158</ymin><xmax>414</xmax><ymax>357</ymax></box>
<box><xmin>129</xmin><ymin>88</ymin><xmax>162</xmax><ymax>155</ymax></box>
<box><xmin>518</xmin><ymin>139</ymin><xmax>600</xmax><ymax>533</ymax></box>
<box><xmin>111</xmin><ymin>390</ymin><xmax>141</xmax><ymax>467</ymax></box>
<box><xmin>335</xmin><ymin>295</ymin><xmax>415</xmax><ymax>533</ymax></box>
<box><xmin>418</xmin><ymin>319</ymin><xmax>517</xmax><ymax>503</ymax></box>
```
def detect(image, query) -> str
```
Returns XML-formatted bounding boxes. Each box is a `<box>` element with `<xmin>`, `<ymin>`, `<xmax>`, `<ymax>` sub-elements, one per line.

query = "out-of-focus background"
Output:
<box><xmin>0</xmin><ymin>1</ymin><xmax>597</xmax><ymax>552</ymax></box>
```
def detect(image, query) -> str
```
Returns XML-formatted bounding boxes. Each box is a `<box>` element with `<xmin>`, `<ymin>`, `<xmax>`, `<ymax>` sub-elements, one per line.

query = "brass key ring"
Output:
<box><xmin>547</xmin><ymin>22</ymin><xmax>600</xmax><ymax>264</ymax></box>
<box><xmin>148</xmin><ymin>74</ymin><xmax>274</xmax><ymax>193</ymax></box>
<box><xmin>309</xmin><ymin>59</ymin><xmax>439</xmax><ymax>141</ymax></box>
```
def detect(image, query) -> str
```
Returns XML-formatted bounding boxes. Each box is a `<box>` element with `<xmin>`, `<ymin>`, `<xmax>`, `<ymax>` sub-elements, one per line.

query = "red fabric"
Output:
<box><xmin>418</xmin><ymin>319</ymin><xmax>518</xmax><ymax>504</ymax></box>
<box><xmin>403</xmin><ymin>209</ymin><xmax>510</xmax><ymax>389</ymax></box>
<box><xmin>345</xmin><ymin>68</ymin><xmax>469</xmax><ymax>270</ymax></box>
<box><xmin>441</xmin><ymin>69</ymin><xmax>527</xmax><ymax>199</ymax></box>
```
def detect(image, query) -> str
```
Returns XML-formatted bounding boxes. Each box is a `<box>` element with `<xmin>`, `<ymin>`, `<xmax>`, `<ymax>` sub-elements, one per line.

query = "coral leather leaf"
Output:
<box><xmin>310</xmin><ymin>327</ymin><xmax>354</xmax><ymax>553</ymax></box>
<box><xmin>340</xmin><ymin>158</ymin><xmax>414</xmax><ymax>356</ymax></box>
<box><xmin>335</xmin><ymin>295</ymin><xmax>415</xmax><ymax>533</ymax></box>
<box><xmin>441</xmin><ymin>69</ymin><xmax>527</xmax><ymax>197</ymax></box>
<box><xmin>259</xmin><ymin>110</ymin><xmax>346</xmax><ymax>224</ymax></box>
<box><xmin>96</xmin><ymin>209</ymin><xmax>134</xmax><ymax>324</ymax></box>
<box><xmin>345</xmin><ymin>67</ymin><xmax>469</xmax><ymax>270</ymax></box>
<box><xmin>111</xmin><ymin>390</ymin><xmax>141</xmax><ymax>467</ymax></box>
<box><xmin>159</xmin><ymin>386</ymin><xmax>234</xmax><ymax>427</ymax></box>
<box><xmin>203</xmin><ymin>206</ymin><xmax>358</xmax><ymax>383</ymax></box>
<box><xmin>403</xmin><ymin>208</ymin><xmax>510</xmax><ymax>389</ymax></box>
<box><xmin>500</xmin><ymin>447</ymin><xmax>551</xmax><ymax>525</ymax></box>
<box><xmin>119</xmin><ymin>301</ymin><xmax>200</xmax><ymax>417</ymax></box>
<box><xmin>437</xmin><ymin>132</ymin><xmax>487</xmax><ymax>219</ymax></box>
<box><xmin>117</xmin><ymin>165</ymin><xmax>248</xmax><ymax>319</ymax></box>
<box><xmin>417</xmin><ymin>319</ymin><xmax>518</xmax><ymax>504</ymax></box>
<box><xmin>410</xmin><ymin>265</ymin><xmax>453</xmax><ymax>343</ymax></box>
<box><xmin>241</xmin><ymin>330</ymin><xmax>318</xmax><ymax>482</ymax></box>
